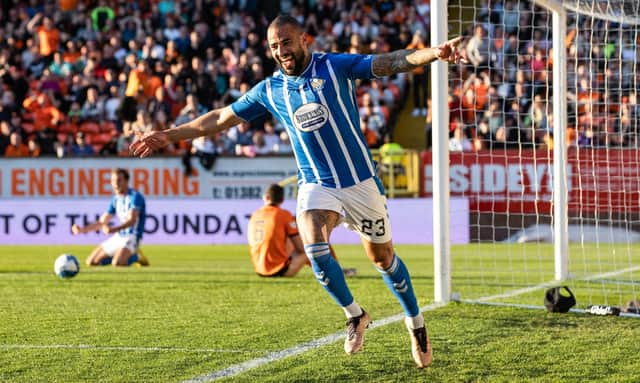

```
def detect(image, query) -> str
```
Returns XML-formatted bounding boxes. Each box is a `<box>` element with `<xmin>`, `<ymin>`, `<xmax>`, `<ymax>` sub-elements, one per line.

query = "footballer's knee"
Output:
<box><xmin>86</xmin><ymin>249</ymin><xmax>105</xmax><ymax>266</ymax></box>
<box><xmin>111</xmin><ymin>249</ymin><xmax>131</xmax><ymax>266</ymax></box>
<box><xmin>364</xmin><ymin>241</ymin><xmax>395</xmax><ymax>269</ymax></box>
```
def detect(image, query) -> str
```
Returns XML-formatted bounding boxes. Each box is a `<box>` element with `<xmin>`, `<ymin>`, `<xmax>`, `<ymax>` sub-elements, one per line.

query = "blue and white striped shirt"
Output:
<box><xmin>107</xmin><ymin>188</ymin><xmax>146</xmax><ymax>240</ymax></box>
<box><xmin>231</xmin><ymin>52</ymin><xmax>378</xmax><ymax>188</ymax></box>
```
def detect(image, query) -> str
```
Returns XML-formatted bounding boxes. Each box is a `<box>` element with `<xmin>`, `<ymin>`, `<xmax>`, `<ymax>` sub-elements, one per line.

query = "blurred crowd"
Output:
<box><xmin>445</xmin><ymin>0</ymin><xmax>640</xmax><ymax>152</ymax></box>
<box><xmin>0</xmin><ymin>0</ymin><xmax>431</xmax><ymax>159</ymax></box>
<box><xmin>2</xmin><ymin>0</ymin><xmax>636</xmax><ymax>160</ymax></box>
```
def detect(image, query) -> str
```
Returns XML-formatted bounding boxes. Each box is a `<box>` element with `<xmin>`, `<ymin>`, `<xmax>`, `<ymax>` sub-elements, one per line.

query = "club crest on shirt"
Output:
<box><xmin>310</xmin><ymin>78</ymin><xmax>325</xmax><ymax>90</ymax></box>
<box><xmin>292</xmin><ymin>102</ymin><xmax>329</xmax><ymax>132</ymax></box>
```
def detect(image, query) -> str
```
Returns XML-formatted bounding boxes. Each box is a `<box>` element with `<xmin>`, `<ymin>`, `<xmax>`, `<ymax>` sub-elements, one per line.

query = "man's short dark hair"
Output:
<box><xmin>112</xmin><ymin>167</ymin><xmax>130</xmax><ymax>181</ymax></box>
<box><xmin>268</xmin><ymin>14</ymin><xmax>304</xmax><ymax>32</ymax></box>
<box><xmin>265</xmin><ymin>183</ymin><xmax>284</xmax><ymax>205</ymax></box>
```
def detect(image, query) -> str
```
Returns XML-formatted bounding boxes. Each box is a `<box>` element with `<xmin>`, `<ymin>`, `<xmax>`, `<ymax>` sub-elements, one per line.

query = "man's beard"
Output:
<box><xmin>279</xmin><ymin>50</ymin><xmax>305</xmax><ymax>76</ymax></box>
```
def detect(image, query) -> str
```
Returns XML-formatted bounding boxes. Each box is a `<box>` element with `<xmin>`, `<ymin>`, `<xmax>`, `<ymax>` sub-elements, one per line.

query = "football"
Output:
<box><xmin>54</xmin><ymin>254</ymin><xmax>80</xmax><ymax>279</ymax></box>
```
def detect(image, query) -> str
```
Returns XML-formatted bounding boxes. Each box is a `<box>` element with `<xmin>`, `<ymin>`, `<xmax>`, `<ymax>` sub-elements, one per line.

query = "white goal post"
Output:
<box><xmin>431</xmin><ymin>0</ymin><xmax>640</xmax><ymax>311</ymax></box>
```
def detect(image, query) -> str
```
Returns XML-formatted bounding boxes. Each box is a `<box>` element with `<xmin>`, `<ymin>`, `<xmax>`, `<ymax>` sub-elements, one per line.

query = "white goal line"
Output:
<box><xmin>472</xmin><ymin>264</ymin><xmax>640</xmax><ymax>303</ymax></box>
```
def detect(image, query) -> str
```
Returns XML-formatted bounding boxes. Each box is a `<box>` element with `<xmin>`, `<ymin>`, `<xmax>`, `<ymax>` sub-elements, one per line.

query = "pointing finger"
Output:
<box><xmin>448</xmin><ymin>36</ymin><xmax>463</xmax><ymax>46</ymax></box>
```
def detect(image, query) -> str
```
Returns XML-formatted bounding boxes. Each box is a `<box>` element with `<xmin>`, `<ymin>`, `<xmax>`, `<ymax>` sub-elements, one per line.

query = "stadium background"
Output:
<box><xmin>1</xmin><ymin>0</ymin><xmax>636</xmax><ymax>245</ymax></box>
<box><xmin>1</xmin><ymin>0</ymin><xmax>640</xmax><ymax>381</ymax></box>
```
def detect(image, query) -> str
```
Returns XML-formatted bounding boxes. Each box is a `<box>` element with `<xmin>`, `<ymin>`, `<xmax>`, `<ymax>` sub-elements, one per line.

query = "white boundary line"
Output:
<box><xmin>182</xmin><ymin>302</ymin><xmax>446</xmax><ymax>383</ymax></box>
<box><xmin>0</xmin><ymin>344</ymin><xmax>247</xmax><ymax>353</ymax></box>
<box><xmin>474</xmin><ymin>265</ymin><xmax>640</xmax><ymax>302</ymax></box>
<box><xmin>183</xmin><ymin>264</ymin><xmax>640</xmax><ymax>382</ymax></box>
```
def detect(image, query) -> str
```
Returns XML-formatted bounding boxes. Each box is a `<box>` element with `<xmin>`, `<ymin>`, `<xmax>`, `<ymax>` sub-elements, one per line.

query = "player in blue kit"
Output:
<box><xmin>132</xmin><ymin>15</ymin><xmax>463</xmax><ymax>368</ymax></box>
<box><xmin>72</xmin><ymin>168</ymin><xmax>149</xmax><ymax>267</ymax></box>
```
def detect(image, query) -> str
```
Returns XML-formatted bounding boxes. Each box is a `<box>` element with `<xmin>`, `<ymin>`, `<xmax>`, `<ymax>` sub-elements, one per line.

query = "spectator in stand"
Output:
<box><xmin>71</xmin><ymin>132</ymin><xmax>95</xmax><ymax>157</ymax></box>
<box><xmin>0</xmin><ymin>3</ymin><xmax>416</xmax><ymax>158</ymax></box>
<box><xmin>5</xmin><ymin>132</ymin><xmax>29</xmax><ymax>157</ymax></box>
<box><xmin>26</xmin><ymin>13</ymin><xmax>60</xmax><ymax>63</ymax></box>
<box><xmin>187</xmin><ymin>57</ymin><xmax>215</xmax><ymax>108</ymax></box>
<box><xmin>122</xmin><ymin>60</ymin><xmax>151</xmax><ymax>120</ymax></box>
<box><xmin>359</xmin><ymin>93</ymin><xmax>386</xmax><ymax>139</ymax></box>
<box><xmin>27</xmin><ymin>136</ymin><xmax>41</xmax><ymax>157</ymax></box>
<box><xmin>406</xmin><ymin>30</ymin><xmax>429</xmax><ymax>117</ymax></box>
<box><xmin>449</xmin><ymin>123</ymin><xmax>473</xmax><ymax>152</ymax></box>
<box><xmin>193</xmin><ymin>134</ymin><xmax>218</xmax><ymax>164</ymax></box>
<box><xmin>147</xmin><ymin>87</ymin><xmax>172</xmax><ymax>123</ymax></box>
<box><xmin>360</xmin><ymin>117</ymin><xmax>380</xmax><ymax>148</ymax></box>
<box><xmin>2</xmin><ymin>66</ymin><xmax>29</xmax><ymax>109</ymax></box>
<box><xmin>131</xmin><ymin>109</ymin><xmax>153</xmax><ymax>135</ymax></box>
<box><xmin>175</xmin><ymin>94</ymin><xmax>207</xmax><ymax>126</ymax></box>
<box><xmin>262</xmin><ymin>120</ymin><xmax>281</xmax><ymax>153</ymax></box>
<box><xmin>104</xmin><ymin>85</ymin><xmax>122</xmax><ymax>124</ymax></box>
<box><xmin>22</xmin><ymin>92</ymin><xmax>64</xmax><ymax>133</ymax></box>
<box><xmin>5</xmin><ymin>0</ymin><xmax>626</xmax><ymax>157</ymax></box>
<box><xmin>117</xmin><ymin>122</ymin><xmax>136</xmax><ymax>156</ymax></box>
<box><xmin>275</xmin><ymin>130</ymin><xmax>293</xmax><ymax>155</ymax></box>
<box><xmin>54</xmin><ymin>133</ymin><xmax>74</xmax><ymax>158</ymax></box>
<box><xmin>81</xmin><ymin>87</ymin><xmax>104</xmax><ymax>122</ymax></box>
<box><xmin>68</xmin><ymin>102</ymin><xmax>83</xmax><ymax>125</ymax></box>
<box><xmin>228</xmin><ymin>121</ymin><xmax>254</xmax><ymax>155</ymax></box>
<box><xmin>466</xmin><ymin>25</ymin><xmax>489</xmax><ymax>69</ymax></box>
<box><xmin>0</xmin><ymin>121</ymin><xmax>11</xmax><ymax>155</ymax></box>
<box><xmin>100</xmin><ymin>136</ymin><xmax>119</xmax><ymax>156</ymax></box>
<box><xmin>49</xmin><ymin>52</ymin><xmax>73</xmax><ymax>78</ymax></box>
<box><xmin>36</xmin><ymin>128</ymin><xmax>57</xmax><ymax>156</ymax></box>
<box><xmin>251</xmin><ymin>131</ymin><xmax>272</xmax><ymax>156</ymax></box>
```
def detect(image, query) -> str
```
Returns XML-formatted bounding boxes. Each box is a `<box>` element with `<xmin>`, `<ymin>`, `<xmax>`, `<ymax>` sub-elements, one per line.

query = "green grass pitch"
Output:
<box><xmin>1</xmin><ymin>244</ymin><xmax>639</xmax><ymax>382</ymax></box>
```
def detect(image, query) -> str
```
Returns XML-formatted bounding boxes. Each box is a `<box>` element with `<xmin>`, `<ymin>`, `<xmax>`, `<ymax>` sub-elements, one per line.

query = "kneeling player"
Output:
<box><xmin>71</xmin><ymin>168</ymin><xmax>149</xmax><ymax>267</ymax></box>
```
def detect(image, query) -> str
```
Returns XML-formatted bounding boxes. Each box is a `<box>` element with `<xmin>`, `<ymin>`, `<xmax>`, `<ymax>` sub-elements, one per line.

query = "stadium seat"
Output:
<box><xmin>101</xmin><ymin>121</ymin><xmax>117</xmax><ymax>134</ymax></box>
<box><xmin>79</xmin><ymin>122</ymin><xmax>100</xmax><ymax>134</ymax></box>
<box><xmin>58</xmin><ymin>122</ymin><xmax>78</xmax><ymax>134</ymax></box>
<box><xmin>97</xmin><ymin>133</ymin><xmax>114</xmax><ymax>144</ymax></box>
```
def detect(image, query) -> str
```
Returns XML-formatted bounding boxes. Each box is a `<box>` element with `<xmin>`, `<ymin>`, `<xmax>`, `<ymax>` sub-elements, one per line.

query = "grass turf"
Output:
<box><xmin>0</xmin><ymin>244</ymin><xmax>638</xmax><ymax>382</ymax></box>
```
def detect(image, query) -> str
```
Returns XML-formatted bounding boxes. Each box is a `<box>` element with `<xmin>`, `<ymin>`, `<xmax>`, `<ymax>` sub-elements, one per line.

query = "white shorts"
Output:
<box><xmin>100</xmin><ymin>233</ymin><xmax>140</xmax><ymax>256</ymax></box>
<box><xmin>296</xmin><ymin>177</ymin><xmax>392</xmax><ymax>244</ymax></box>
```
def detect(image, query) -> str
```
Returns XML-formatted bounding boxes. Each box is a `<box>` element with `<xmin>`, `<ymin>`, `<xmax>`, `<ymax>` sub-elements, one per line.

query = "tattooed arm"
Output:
<box><xmin>372</xmin><ymin>36</ymin><xmax>464</xmax><ymax>77</ymax></box>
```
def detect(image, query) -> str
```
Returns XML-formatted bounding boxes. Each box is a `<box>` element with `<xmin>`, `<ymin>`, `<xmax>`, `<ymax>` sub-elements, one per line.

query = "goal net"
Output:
<box><xmin>436</xmin><ymin>0</ymin><xmax>640</xmax><ymax>311</ymax></box>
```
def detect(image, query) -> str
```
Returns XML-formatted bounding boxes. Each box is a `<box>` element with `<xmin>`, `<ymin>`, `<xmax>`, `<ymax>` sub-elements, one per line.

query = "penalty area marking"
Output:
<box><xmin>0</xmin><ymin>344</ymin><xmax>247</xmax><ymax>353</ymax></box>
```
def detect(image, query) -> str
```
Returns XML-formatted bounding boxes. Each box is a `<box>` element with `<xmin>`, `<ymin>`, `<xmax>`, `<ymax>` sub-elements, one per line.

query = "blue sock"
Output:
<box><xmin>305</xmin><ymin>243</ymin><xmax>353</xmax><ymax>307</ymax></box>
<box><xmin>99</xmin><ymin>257</ymin><xmax>112</xmax><ymax>266</ymax></box>
<box><xmin>377</xmin><ymin>254</ymin><xmax>420</xmax><ymax>317</ymax></box>
<box><xmin>127</xmin><ymin>253</ymin><xmax>139</xmax><ymax>266</ymax></box>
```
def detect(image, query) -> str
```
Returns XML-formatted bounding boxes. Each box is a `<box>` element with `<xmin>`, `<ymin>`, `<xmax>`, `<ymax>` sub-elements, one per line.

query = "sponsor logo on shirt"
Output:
<box><xmin>292</xmin><ymin>102</ymin><xmax>329</xmax><ymax>132</ymax></box>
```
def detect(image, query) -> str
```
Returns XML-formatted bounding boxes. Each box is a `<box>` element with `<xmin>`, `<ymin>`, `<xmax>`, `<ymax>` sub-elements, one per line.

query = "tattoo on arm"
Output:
<box><xmin>372</xmin><ymin>48</ymin><xmax>439</xmax><ymax>77</ymax></box>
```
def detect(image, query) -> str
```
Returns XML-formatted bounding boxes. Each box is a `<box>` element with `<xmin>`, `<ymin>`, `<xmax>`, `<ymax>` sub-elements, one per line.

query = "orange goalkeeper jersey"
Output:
<box><xmin>247</xmin><ymin>205</ymin><xmax>299</xmax><ymax>276</ymax></box>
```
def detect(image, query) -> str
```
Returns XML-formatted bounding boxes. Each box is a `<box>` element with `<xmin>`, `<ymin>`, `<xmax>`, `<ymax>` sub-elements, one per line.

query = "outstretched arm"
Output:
<box><xmin>372</xmin><ymin>36</ymin><xmax>464</xmax><ymax>77</ymax></box>
<box><xmin>131</xmin><ymin>105</ymin><xmax>243</xmax><ymax>158</ymax></box>
<box><xmin>71</xmin><ymin>213</ymin><xmax>112</xmax><ymax>234</ymax></box>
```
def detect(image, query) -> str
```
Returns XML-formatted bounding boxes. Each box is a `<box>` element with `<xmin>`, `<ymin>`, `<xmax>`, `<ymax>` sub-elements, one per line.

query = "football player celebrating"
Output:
<box><xmin>132</xmin><ymin>15</ymin><xmax>463</xmax><ymax>368</ymax></box>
